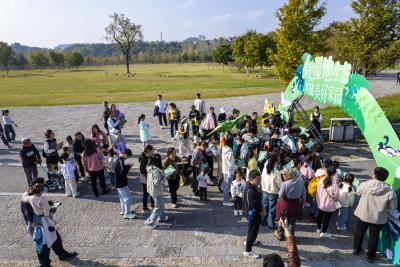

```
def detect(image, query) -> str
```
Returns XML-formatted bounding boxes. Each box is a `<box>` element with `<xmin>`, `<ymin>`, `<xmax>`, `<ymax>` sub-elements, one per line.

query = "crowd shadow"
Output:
<box><xmin>67</xmin><ymin>258</ymin><xmax>120</xmax><ymax>267</ymax></box>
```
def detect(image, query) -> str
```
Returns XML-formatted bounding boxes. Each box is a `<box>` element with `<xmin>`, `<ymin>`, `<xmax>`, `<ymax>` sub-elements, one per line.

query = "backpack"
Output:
<box><xmin>307</xmin><ymin>175</ymin><xmax>325</xmax><ymax>198</ymax></box>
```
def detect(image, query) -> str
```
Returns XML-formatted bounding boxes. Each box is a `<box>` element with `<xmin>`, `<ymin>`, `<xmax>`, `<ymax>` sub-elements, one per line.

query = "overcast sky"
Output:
<box><xmin>0</xmin><ymin>0</ymin><xmax>355</xmax><ymax>48</ymax></box>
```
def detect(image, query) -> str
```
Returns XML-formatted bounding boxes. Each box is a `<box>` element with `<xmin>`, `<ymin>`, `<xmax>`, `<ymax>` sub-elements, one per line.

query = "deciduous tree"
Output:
<box><xmin>49</xmin><ymin>50</ymin><xmax>65</xmax><ymax>68</ymax></box>
<box><xmin>29</xmin><ymin>51</ymin><xmax>49</xmax><ymax>69</ymax></box>
<box><xmin>0</xmin><ymin>42</ymin><xmax>14</xmax><ymax>74</ymax></box>
<box><xmin>65</xmin><ymin>51</ymin><xmax>84</xmax><ymax>69</ymax></box>
<box><xmin>212</xmin><ymin>39</ymin><xmax>232</xmax><ymax>71</ymax></box>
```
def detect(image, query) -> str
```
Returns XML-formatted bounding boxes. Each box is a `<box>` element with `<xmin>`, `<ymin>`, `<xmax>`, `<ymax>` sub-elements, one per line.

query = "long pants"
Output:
<box><xmin>158</xmin><ymin>113</ymin><xmax>167</xmax><ymax>126</ymax></box>
<box><xmin>191</xmin><ymin>123</ymin><xmax>199</xmax><ymax>136</ymax></box>
<box><xmin>37</xmin><ymin>231</ymin><xmax>69</xmax><ymax>267</ymax></box>
<box><xmin>23</xmin><ymin>166</ymin><xmax>38</xmax><ymax>185</ymax></box>
<box><xmin>103</xmin><ymin>119</ymin><xmax>109</xmax><ymax>134</ymax></box>
<box><xmin>353</xmin><ymin>217</ymin><xmax>383</xmax><ymax>260</ymax></box>
<box><xmin>0</xmin><ymin>130</ymin><xmax>9</xmax><ymax>146</ymax></box>
<box><xmin>317</xmin><ymin>209</ymin><xmax>334</xmax><ymax>233</ymax></box>
<box><xmin>191</xmin><ymin>166</ymin><xmax>199</xmax><ymax>194</ymax></box>
<box><xmin>89</xmin><ymin>169</ymin><xmax>107</xmax><ymax>197</ymax></box>
<box><xmin>199</xmin><ymin>187</ymin><xmax>207</xmax><ymax>201</ymax></box>
<box><xmin>142</xmin><ymin>183</ymin><xmax>154</xmax><ymax>208</ymax></box>
<box><xmin>205</xmin><ymin>154</ymin><xmax>214</xmax><ymax>179</ymax></box>
<box><xmin>223</xmin><ymin>173</ymin><xmax>233</xmax><ymax>203</ymax></box>
<box><xmin>170</xmin><ymin>120</ymin><xmax>178</xmax><ymax>138</ymax></box>
<box><xmin>74</xmin><ymin>154</ymin><xmax>85</xmax><ymax>177</ymax></box>
<box><xmin>168</xmin><ymin>178</ymin><xmax>180</xmax><ymax>204</ymax></box>
<box><xmin>262</xmin><ymin>192</ymin><xmax>278</xmax><ymax>228</ymax></box>
<box><xmin>145</xmin><ymin>195</ymin><xmax>166</xmax><ymax>226</ymax></box>
<box><xmin>245</xmin><ymin>213</ymin><xmax>261</xmax><ymax>252</ymax></box>
<box><xmin>117</xmin><ymin>185</ymin><xmax>132</xmax><ymax>214</ymax></box>
<box><xmin>64</xmin><ymin>178</ymin><xmax>78</xmax><ymax>197</ymax></box>
<box><xmin>276</xmin><ymin>217</ymin><xmax>296</xmax><ymax>239</ymax></box>
<box><xmin>234</xmin><ymin>196</ymin><xmax>243</xmax><ymax>210</ymax></box>
<box><xmin>336</xmin><ymin>207</ymin><xmax>349</xmax><ymax>228</ymax></box>
<box><xmin>4</xmin><ymin>124</ymin><xmax>15</xmax><ymax>142</ymax></box>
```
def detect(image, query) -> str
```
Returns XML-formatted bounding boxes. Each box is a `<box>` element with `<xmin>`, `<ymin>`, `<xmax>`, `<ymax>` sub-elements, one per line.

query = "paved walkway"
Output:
<box><xmin>0</xmin><ymin>72</ymin><xmax>397</xmax><ymax>266</ymax></box>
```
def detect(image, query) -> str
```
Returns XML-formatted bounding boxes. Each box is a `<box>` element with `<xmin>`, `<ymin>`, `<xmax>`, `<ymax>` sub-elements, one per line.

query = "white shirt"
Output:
<box><xmin>194</xmin><ymin>99</ymin><xmax>205</xmax><ymax>114</ymax></box>
<box><xmin>155</xmin><ymin>100</ymin><xmax>168</xmax><ymax>113</ymax></box>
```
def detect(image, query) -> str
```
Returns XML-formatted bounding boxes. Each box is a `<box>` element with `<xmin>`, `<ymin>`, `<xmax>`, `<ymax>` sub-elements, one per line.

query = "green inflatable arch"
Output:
<box><xmin>279</xmin><ymin>53</ymin><xmax>400</xmax><ymax>265</ymax></box>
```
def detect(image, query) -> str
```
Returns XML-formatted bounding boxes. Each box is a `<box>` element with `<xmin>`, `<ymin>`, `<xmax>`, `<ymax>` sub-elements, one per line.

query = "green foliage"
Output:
<box><xmin>105</xmin><ymin>13</ymin><xmax>143</xmax><ymax>74</ymax></box>
<box><xmin>49</xmin><ymin>50</ymin><xmax>65</xmax><ymax>68</ymax></box>
<box><xmin>64</xmin><ymin>52</ymin><xmax>84</xmax><ymax>68</ymax></box>
<box><xmin>212</xmin><ymin>39</ymin><xmax>232</xmax><ymax>69</ymax></box>
<box><xmin>271</xmin><ymin>0</ymin><xmax>327</xmax><ymax>83</ymax></box>
<box><xmin>28</xmin><ymin>51</ymin><xmax>49</xmax><ymax>68</ymax></box>
<box><xmin>244</xmin><ymin>33</ymin><xmax>275</xmax><ymax>75</ymax></box>
<box><xmin>0</xmin><ymin>42</ymin><xmax>15</xmax><ymax>74</ymax></box>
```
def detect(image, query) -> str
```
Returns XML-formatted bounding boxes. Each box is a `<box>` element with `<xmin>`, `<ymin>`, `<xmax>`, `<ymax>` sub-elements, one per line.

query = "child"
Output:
<box><xmin>177</xmin><ymin>117</ymin><xmax>190</xmax><ymax>156</ymax></box>
<box><xmin>300</xmin><ymin>155</ymin><xmax>315</xmax><ymax>184</ymax></box>
<box><xmin>63</xmin><ymin>136</ymin><xmax>80</xmax><ymax>182</ymax></box>
<box><xmin>231</xmin><ymin>169</ymin><xmax>247</xmax><ymax>216</ymax></box>
<box><xmin>316</xmin><ymin>166</ymin><xmax>340</xmax><ymax>238</ymax></box>
<box><xmin>336</xmin><ymin>173</ymin><xmax>356</xmax><ymax>231</ymax></box>
<box><xmin>261</xmin><ymin>119</ymin><xmax>271</xmax><ymax>150</ymax></box>
<box><xmin>138</xmin><ymin>114</ymin><xmax>151</xmax><ymax>148</ymax></box>
<box><xmin>197</xmin><ymin>167</ymin><xmax>212</xmax><ymax>201</ymax></box>
<box><xmin>43</xmin><ymin>130</ymin><xmax>61</xmax><ymax>175</ymax></box>
<box><xmin>332</xmin><ymin>160</ymin><xmax>344</xmax><ymax>184</ymax></box>
<box><xmin>60</xmin><ymin>151</ymin><xmax>79</xmax><ymax>198</ymax></box>
<box><xmin>104</xmin><ymin>148</ymin><xmax>118</xmax><ymax>189</ymax></box>
<box><xmin>115</xmin><ymin>149</ymin><xmax>136</xmax><ymax>219</ymax></box>
<box><xmin>2</xmin><ymin>109</ymin><xmax>17</xmax><ymax>142</ymax></box>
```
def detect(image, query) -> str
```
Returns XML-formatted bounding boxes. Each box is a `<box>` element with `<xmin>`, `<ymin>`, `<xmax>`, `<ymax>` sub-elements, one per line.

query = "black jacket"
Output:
<box><xmin>19</xmin><ymin>145</ymin><xmax>41</xmax><ymax>168</ymax></box>
<box><xmin>115</xmin><ymin>158</ymin><xmax>131</xmax><ymax>188</ymax></box>
<box><xmin>73</xmin><ymin>139</ymin><xmax>85</xmax><ymax>155</ymax></box>
<box><xmin>244</xmin><ymin>183</ymin><xmax>263</xmax><ymax>215</ymax></box>
<box><xmin>138</xmin><ymin>153</ymin><xmax>149</xmax><ymax>175</ymax></box>
<box><xmin>217</xmin><ymin>113</ymin><xmax>226</xmax><ymax>123</ymax></box>
<box><xmin>189</xmin><ymin>110</ymin><xmax>200</xmax><ymax>121</ymax></box>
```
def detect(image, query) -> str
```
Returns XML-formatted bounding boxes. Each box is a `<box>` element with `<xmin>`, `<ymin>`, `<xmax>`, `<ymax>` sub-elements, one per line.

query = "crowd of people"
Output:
<box><xmin>1</xmin><ymin>92</ymin><xmax>397</xmax><ymax>267</ymax></box>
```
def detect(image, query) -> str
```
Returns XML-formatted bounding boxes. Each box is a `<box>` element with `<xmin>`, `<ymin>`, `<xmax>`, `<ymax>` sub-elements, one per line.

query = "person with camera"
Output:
<box><xmin>21</xmin><ymin>178</ymin><xmax>78</xmax><ymax>267</ymax></box>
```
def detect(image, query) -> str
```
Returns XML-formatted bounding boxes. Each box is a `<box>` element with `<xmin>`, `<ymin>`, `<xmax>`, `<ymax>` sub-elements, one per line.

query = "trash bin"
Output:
<box><xmin>329</xmin><ymin>118</ymin><xmax>355</xmax><ymax>141</ymax></box>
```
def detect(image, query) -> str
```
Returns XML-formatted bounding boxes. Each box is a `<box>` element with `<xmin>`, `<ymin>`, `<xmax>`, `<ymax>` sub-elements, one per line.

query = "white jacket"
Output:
<box><xmin>60</xmin><ymin>158</ymin><xmax>75</xmax><ymax>179</ymax></box>
<box><xmin>261</xmin><ymin>162</ymin><xmax>282</xmax><ymax>194</ymax></box>
<box><xmin>146</xmin><ymin>165</ymin><xmax>165</xmax><ymax>197</ymax></box>
<box><xmin>221</xmin><ymin>146</ymin><xmax>235</xmax><ymax>175</ymax></box>
<box><xmin>336</xmin><ymin>183</ymin><xmax>356</xmax><ymax>208</ymax></box>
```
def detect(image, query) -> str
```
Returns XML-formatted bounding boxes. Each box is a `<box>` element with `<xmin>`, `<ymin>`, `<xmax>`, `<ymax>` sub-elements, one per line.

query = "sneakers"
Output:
<box><xmin>336</xmin><ymin>226</ymin><xmax>347</xmax><ymax>231</ymax></box>
<box><xmin>142</xmin><ymin>207</ymin><xmax>150</xmax><ymax>213</ymax></box>
<box><xmin>238</xmin><ymin>210</ymin><xmax>243</xmax><ymax>216</ymax></box>
<box><xmin>123</xmin><ymin>213</ymin><xmax>136</xmax><ymax>220</ymax></box>
<box><xmin>316</xmin><ymin>228</ymin><xmax>322</xmax><ymax>234</ymax></box>
<box><xmin>243</xmin><ymin>240</ymin><xmax>261</xmax><ymax>246</ymax></box>
<box><xmin>171</xmin><ymin>204</ymin><xmax>178</xmax><ymax>208</ymax></box>
<box><xmin>59</xmin><ymin>251</ymin><xmax>78</xmax><ymax>261</ymax></box>
<box><xmin>120</xmin><ymin>211</ymin><xmax>125</xmax><ymax>215</ymax></box>
<box><xmin>234</xmin><ymin>210</ymin><xmax>239</xmax><ymax>216</ymax></box>
<box><xmin>352</xmin><ymin>249</ymin><xmax>363</xmax><ymax>256</ymax></box>
<box><xmin>144</xmin><ymin>221</ymin><xmax>157</xmax><ymax>229</ymax></box>
<box><xmin>319</xmin><ymin>232</ymin><xmax>332</xmax><ymax>238</ymax></box>
<box><xmin>223</xmin><ymin>202</ymin><xmax>234</xmax><ymax>207</ymax></box>
<box><xmin>242</xmin><ymin>251</ymin><xmax>260</xmax><ymax>259</ymax></box>
<box><xmin>160</xmin><ymin>126</ymin><xmax>164</xmax><ymax>129</ymax></box>
<box><xmin>157</xmin><ymin>216</ymin><xmax>169</xmax><ymax>223</ymax></box>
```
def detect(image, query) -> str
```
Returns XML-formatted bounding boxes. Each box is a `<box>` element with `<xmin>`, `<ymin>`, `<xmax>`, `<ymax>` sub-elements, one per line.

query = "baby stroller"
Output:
<box><xmin>41</xmin><ymin>165</ymin><xmax>65</xmax><ymax>192</ymax></box>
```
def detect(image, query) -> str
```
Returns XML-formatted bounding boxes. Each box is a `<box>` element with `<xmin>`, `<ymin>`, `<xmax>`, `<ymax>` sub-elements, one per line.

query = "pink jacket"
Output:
<box><xmin>300</xmin><ymin>163</ymin><xmax>314</xmax><ymax>183</ymax></box>
<box><xmin>203</xmin><ymin>113</ymin><xmax>216</xmax><ymax>130</ymax></box>
<box><xmin>82</xmin><ymin>149</ymin><xmax>104</xmax><ymax>172</ymax></box>
<box><xmin>316</xmin><ymin>179</ymin><xmax>340</xmax><ymax>212</ymax></box>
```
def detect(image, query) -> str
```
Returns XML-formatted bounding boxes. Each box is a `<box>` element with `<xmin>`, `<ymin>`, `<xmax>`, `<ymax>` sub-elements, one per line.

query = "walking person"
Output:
<box><xmin>19</xmin><ymin>138</ymin><xmax>42</xmax><ymax>185</ymax></box>
<box><xmin>316</xmin><ymin>166</ymin><xmax>340</xmax><ymax>238</ymax></box>
<box><xmin>145</xmin><ymin>154</ymin><xmax>168</xmax><ymax>229</ymax></box>
<box><xmin>82</xmin><ymin>139</ymin><xmax>108</xmax><ymax>197</ymax></box>
<box><xmin>2</xmin><ymin>109</ymin><xmax>17</xmax><ymax>142</ymax></box>
<box><xmin>167</xmin><ymin>103</ymin><xmax>180</xmax><ymax>139</ymax></box>
<box><xmin>73</xmin><ymin>132</ymin><xmax>86</xmax><ymax>179</ymax></box>
<box><xmin>353</xmin><ymin>167</ymin><xmax>398</xmax><ymax>263</ymax></box>
<box><xmin>101</xmin><ymin>101</ymin><xmax>111</xmax><ymax>134</ymax></box>
<box><xmin>163</xmin><ymin>147</ymin><xmax>181</xmax><ymax>208</ymax></box>
<box><xmin>261</xmin><ymin>155</ymin><xmax>281</xmax><ymax>229</ymax></box>
<box><xmin>154</xmin><ymin>95</ymin><xmax>168</xmax><ymax>129</ymax></box>
<box><xmin>138</xmin><ymin>114</ymin><xmax>151</xmax><ymax>148</ymax></box>
<box><xmin>243</xmin><ymin>170</ymin><xmax>264</xmax><ymax>259</ymax></box>
<box><xmin>222</xmin><ymin>136</ymin><xmax>235</xmax><ymax>206</ymax></box>
<box><xmin>397</xmin><ymin>71</ymin><xmax>400</xmax><ymax>85</ymax></box>
<box><xmin>0</xmin><ymin>123</ymin><xmax>11</xmax><ymax>148</ymax></box>
<box><xmin>115</xmin><ymin>149</ymin><xmax>136</xmax><ymax>219</ymax></box>
<box><xmin>139</xmin><ymin>145</ymin><xmax>155</xmax><ymax>212</ymax></box>
<box><xmin>194</xmin><ymin>93</ymin><xmax>205</xmax><ymax>116</ymax></box>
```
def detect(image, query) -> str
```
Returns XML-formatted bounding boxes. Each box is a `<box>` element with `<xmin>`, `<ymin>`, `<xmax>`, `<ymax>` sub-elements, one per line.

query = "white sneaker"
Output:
<box><xmin>234</xmin><ymin>210</ymin><xmax>238</xmax><ymax>216</ymax></box>
<box><xmin>171</xmin><ymin>204</ymin><xmax>177</xmax><ymax>208</ymax></box>
<box><xmin>317</xmin><ymin>228</ymin><xmax>322</xmax><ymax>234</ymax></box>
<box><xmin>123</xmin><ymin>213</ymin><xmax>136</xmax><ymax>219</ymax></box>
<box><xmin>223</xmin><ymin>202</ymin><xmax>234</xmax><ymax>207</ymax></box>
<box><xmin>336</xmin><ymin>226</ymin><xmax>347</xmax><ymax>231</ymax></box>
<box><xmin>319</xmin><ymin>232</ymin><xmax>332</xmax><ymax>238</ymax></box>
<box><xmin>160</xmin><ymin>126</ymin><xmax>164</xmax><ymax>129</ymax></box>
<box><xmin>144</xmin><ymin>221</ymin><xmax>157</xmax><ymax>229</ymax></box>
<box><xmin>239</xmin><ymin>210</ymin><xmax>244</xmax><ymax>216</ymax></box>
<box><xmin>120</xmin><ymin>211</ymin><xmax>124</xmax><ymax>215</ymax></box>
<box><xmin>242</xmin><ymin>251</ymin><xmax>260</xmax><ymax>259</ymax></box>
<box><xmin>157</xmin><ymin>215</ymin><xmax>169</xmax><ymax>222</ymax></box>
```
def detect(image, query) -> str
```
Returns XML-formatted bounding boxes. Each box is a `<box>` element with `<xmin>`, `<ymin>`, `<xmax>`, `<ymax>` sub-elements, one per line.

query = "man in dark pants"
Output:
<box><xmin>243</xmin><ymin>170</ymin><xmax>265</xmax><ymax>259</ymax></box>
<box><xmin>353</xmin><ymin>167</ymin><xmax>397</xmax><ymax>263</ymax></box>
<box><xmin>37</xmin><ymin>231</ymin><xmax>77</xmax><ymax>267</ymax></box>
<box><xmin>101</xmin><ymin>101</ymin><xmax>110</xmax><ymax>134</ymax></box>
<box><xmin>155</xmin><ymin>95</ymin><xmax>168</xmax><ymax>129</ymax></box>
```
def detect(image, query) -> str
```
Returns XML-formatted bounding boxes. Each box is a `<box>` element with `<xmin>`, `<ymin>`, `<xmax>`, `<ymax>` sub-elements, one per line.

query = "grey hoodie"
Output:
<box><xmin>354</xmin><ymin>179</ymin><xmax>397</xmax><ymax>224</ymax></box>
<box><xmin>146</xmin><ymin>165</ymin><xmax>165</xmax><ymax>198</ymax></box>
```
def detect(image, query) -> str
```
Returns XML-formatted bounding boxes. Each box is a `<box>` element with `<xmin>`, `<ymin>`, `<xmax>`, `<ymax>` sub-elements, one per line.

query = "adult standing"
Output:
<box><xmin>145</xmin><ymin>154</ymin><xmax>168</xmax><ymax>229</ymax></box>
<box><xmin>91</xmin><ymin>124</ymin><xmax>109</xmax><ymax>149</ymax></box>
<box><xmin>397</xmin><ymin>71</ymin><xmax>400</xmax><ymax>85</ymax></box>
<box><xmin>19</xmin><ymin>138</ymin><xmax>42</xmax><ymax>185</ymax></box>
<box><xmin>194</xmin><ymin>93</ymin><xmax>205</xmax><ymax>116</ymax></box>
<box><xmin>155</xmin><ymin>95</ymin><xmax>168</xmax><ymax>129</ymax></box>
<box><xmin>138</xmin><ymin>145</ymin><xmax>155</xmax><ymax>212</ymax></box>
<box><xmin>222</xmin><ymin>137</ymin><xmax>235</xmax><ymax>206</ymax></box>
<box><xmin>115</xmin><ymin>149</ymin><xmax>136</xmax><ymax>219</ymax></box>
<box><xmin>43</xmin><ymin>130</ymin><xmax>62</xmax><ymax>174</ymax></box>
<box><xmin>163</xmin><ymin>147</ymin><xmax>181</xmax><ymax>208</ymax></box>
<box><xmin>188</xmin><ymin>105</ymin><xmax>201</xmax><ymax>136</ymax></box>
<box><xmin>310</xmin><ymin>106</ymin><xmax>322</xmax><ymax>133</ymax></box>
<box><xmin>203</xmin><ymin>107</ymin><xmax>217</xmax><ymax>137</ymax></box>
<box><xmin>73</xmin><ymin>132</ymin><xmax>86</xmax><ymax>179</ymax></box>
<box><xmin>82</xmin><ymin>139</ymin><xmax>108</xmax><ymax>197</ymax></box>
<box><xmin>243</xmin><ymin>170</ymin><xmax>264</xmax><ymax>259</ymax></box>
<box><xmin>107</xmin><ymin>111</ymin><xmax>121</xmax><ymax>146</ymax></box>
<box><xmin>191</xmin><ymin>141</ymin><xmax>206</xmax><ymax>196</ymax></box>
<box><xmin>101</xmin><ymin>101</ymin><xmax>111</xmax><ymax>134</ymax></box>
<box><xmin>167</xmin><ymin>103</ymin><xmax>180</xmax><ymax>139</ymax></box>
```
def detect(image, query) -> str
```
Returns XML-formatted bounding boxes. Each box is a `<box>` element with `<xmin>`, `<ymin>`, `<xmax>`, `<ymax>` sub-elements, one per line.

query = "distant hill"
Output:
<box><xmin>11</xmin><ymin>43</ymin><xmax>48</xmax><ymax>55</ymax></box>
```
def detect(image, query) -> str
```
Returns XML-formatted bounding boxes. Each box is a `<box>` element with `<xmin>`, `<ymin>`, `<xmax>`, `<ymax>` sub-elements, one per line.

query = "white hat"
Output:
<box><xmin>220</xmin><ymin>107</ymin><xmax>226</xmax><ymax>113</ymax></box>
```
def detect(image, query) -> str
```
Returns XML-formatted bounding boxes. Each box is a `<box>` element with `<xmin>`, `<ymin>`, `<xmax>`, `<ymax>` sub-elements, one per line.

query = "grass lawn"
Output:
<box><xmin>0</xmin><ymin>63</ymin><xmax>283</xmax><ymax>107</ymax></box>
<box><xmin>294</xmin><ymin>93</ymin><xmax>400</xmax><ymax>128</ymax></box>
